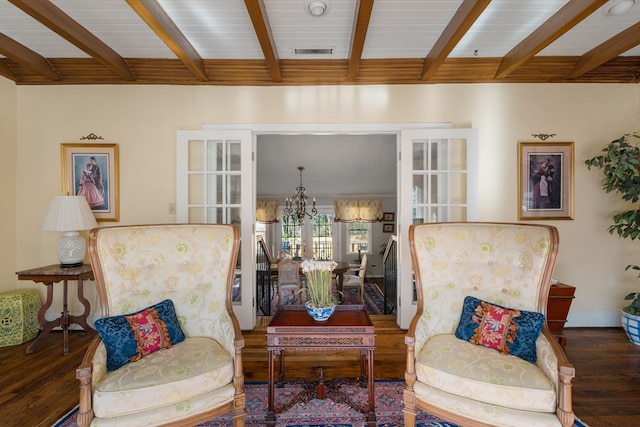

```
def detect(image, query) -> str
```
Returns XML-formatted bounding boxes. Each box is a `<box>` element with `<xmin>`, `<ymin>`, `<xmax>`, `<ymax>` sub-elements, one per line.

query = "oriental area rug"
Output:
<box><xmin>53</xmin><ymin>380</ymin><xmax>588</xmax><ymax>427</ymax></box>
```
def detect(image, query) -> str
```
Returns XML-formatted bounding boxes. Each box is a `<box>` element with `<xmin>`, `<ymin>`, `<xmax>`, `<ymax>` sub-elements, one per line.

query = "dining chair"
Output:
<box><xmin>342</xmin><ymin>254</ymin><xmax>368</xmax><ymax>299</ymax></box>
<box><xmin>277</xmin><ymin>259</ymin><xmax>303</xmax><ymax>305</ymax></box>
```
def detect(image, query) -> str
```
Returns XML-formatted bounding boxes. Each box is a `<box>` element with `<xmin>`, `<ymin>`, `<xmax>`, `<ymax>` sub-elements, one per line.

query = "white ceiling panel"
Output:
<box><xmin>538</xmin><ymin>1</ymin><xmax>640</xmax><ymax>56</ymax></box>
<box><xmin>452</xmin><ymin>0</ymin><xmax>568</xmax><ymax>58</ymax></box>
<box><xmin>157</xmin><ymin>0</ymin><xmax>265</xmax><ymax>59</ymax></box>
<box><xmin>52</xmin><ymin>0</ymin><xmax>174</xmax><ymax>58</ymax></box>
<box><xmin>0</xmin><ymin>0</ymin><xmax>637</xmax><ymax>84</ymax></box>
<box><xmin>363</xmin><ymin>0</ymin><xmax>462</xmax><ymax>59</ymax></box>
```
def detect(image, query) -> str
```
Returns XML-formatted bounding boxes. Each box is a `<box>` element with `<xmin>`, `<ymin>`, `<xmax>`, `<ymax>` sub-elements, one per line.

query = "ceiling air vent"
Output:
<box><xmin>294</xmin><ymin>48</ymin><xmax>334</xmax><ymax>55</ymax></box>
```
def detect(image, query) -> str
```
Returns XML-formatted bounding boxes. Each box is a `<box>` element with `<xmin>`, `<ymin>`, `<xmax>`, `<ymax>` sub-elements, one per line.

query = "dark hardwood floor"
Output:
<box><xmin>1</xmin><ymin>318</ymin><xmax>639</xmax><ymax>427</ymax></box>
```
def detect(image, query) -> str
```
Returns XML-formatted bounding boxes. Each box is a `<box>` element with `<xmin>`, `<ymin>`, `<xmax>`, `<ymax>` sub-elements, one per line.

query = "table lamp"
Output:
<box><xmin>42</xmin><ymin>195</ymin><xmax>98</xmax><ymax>268</ymax></box>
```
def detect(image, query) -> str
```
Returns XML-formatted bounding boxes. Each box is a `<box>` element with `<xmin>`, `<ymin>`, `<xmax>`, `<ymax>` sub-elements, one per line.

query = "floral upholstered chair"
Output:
<box><xmin>76</xmin><ymin>224</ymin><xmax>245</xmax><ymax>426</ymax></box>
<box><xmin>404</xmin><ymin>222</ymin><xmax>574</xmax><ymax>427</ymax></box>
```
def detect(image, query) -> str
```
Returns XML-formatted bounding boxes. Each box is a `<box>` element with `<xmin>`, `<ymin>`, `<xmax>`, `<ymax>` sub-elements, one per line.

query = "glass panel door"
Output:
<box><xmin>177</xmin><ymin>130</ymin><xmax>254</xmax><ymax>330</ymax></box>
<box><xmin>280</xmin><ymin>208</ymin><xmax>334</xmax><ymax>260</ymax></box>
<box><xmin>398</xmin><ymin>128</ymin><xmax>478</xmax><ymax>329</ymax></box>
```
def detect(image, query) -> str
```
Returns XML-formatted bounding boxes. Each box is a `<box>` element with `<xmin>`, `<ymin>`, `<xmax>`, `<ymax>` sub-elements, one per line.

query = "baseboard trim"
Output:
<box><xmin>567</xmin><ymin>310</ymin><xmax>621</xmax><ymax>327</ymax></box>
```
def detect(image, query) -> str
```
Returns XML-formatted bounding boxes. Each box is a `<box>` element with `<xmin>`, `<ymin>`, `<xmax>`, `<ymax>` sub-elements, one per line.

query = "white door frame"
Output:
<box><xmin>201</xmin><ymin>122</ymin><xmax>457</xmax><ymax>330</ymax></box>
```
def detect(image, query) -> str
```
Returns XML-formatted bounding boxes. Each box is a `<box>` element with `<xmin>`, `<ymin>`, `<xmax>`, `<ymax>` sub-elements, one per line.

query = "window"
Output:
<box><xmin>280</xmin><ymin>209</ymin><xmax>334</xmax><ymax>260</ymax></box>
<box><xmin>347</xmin><ymin>222</ymin><xmax>370</xmax><ymax>254</ymax></box>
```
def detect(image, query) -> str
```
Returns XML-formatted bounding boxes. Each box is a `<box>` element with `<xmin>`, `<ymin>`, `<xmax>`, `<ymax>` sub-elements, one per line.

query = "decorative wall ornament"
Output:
<box><xmin>531</xmin><ymin>133</ymin><xmax>556</xmax><ymax>141</ymax></box>
<box><xmin>80</xmin><ymin>133</ymin><xmax>104</xmax><ymax>140</ymax></box>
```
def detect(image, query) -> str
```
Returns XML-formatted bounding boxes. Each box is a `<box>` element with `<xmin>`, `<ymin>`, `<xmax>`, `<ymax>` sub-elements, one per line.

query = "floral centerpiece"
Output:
<box><xmin>300</xmin><ymin>259</ymin><xmax>338</xmax><ymax>321</ymax></box>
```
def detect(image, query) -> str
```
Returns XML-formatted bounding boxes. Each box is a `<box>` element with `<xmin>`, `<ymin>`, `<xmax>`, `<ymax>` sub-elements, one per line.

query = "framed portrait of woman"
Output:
<box><xmin>518</xmin><ymin>141</ymin><xmax>574</xmax><ymax>220</ymax></box>
<box><xmin>61</xmin><ymin>143</ymin><xmax>119</xmax><ymax>222</ymax></box>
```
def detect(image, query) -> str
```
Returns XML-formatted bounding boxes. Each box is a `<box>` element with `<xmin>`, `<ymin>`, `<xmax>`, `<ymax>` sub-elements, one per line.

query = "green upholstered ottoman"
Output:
<box><xmin>0</xmin><ymin>289</ymin><xmax>41</xmax><ymax>347</ymax></box>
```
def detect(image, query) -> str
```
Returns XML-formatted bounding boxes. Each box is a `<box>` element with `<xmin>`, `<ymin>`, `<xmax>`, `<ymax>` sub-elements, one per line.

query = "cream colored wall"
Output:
<box><xmin>0</xmin><ymin>78</ymin><xmax>17</xmax><ymax>293</ymax></box>
<box><xmin>10</xmin><ymin>82</ymin><xmax>640</xmax><ymax>327</ymax></box>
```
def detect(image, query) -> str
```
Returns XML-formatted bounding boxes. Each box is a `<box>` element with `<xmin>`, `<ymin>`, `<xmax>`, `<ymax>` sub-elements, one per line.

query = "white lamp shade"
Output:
<box><xmin>42</xmin><ymin>196</ymin><xmax>97</xmax><ymax>267</ymax></box>
<box><xmin>42</xmin><ymin>196</ymin><xmax>98</xmax><ymax>232</ymax></box>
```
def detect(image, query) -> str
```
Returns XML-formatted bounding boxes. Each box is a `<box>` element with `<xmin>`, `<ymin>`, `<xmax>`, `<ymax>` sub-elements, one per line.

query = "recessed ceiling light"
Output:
<box><xmin>607</xmin><ymin>0</ymin><xmax>636</xmax><ymax>15</ymax></box>
<box><xmin>306</xmin><ymin>0</ymin><xmax>329</xmax><ymax>17</ymax></box>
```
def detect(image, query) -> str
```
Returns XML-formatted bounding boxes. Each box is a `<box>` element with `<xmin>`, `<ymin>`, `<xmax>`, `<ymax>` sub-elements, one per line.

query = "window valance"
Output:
<box><xmin>256</xmin><ymin>200</ymin><xmax>279</xmax><ymax>224</ymax></box>
<box><xmin>334</xmin><ymin>199</ymin><xmax>383</xmax><ymax>223</ymax></box>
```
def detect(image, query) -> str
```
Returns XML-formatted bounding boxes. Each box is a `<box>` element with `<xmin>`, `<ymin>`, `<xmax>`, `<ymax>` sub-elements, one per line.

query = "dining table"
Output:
<box><xmin>271</xmin><ymin>260</ymin><xmax>352</xmax><ymax>301</ymax></box>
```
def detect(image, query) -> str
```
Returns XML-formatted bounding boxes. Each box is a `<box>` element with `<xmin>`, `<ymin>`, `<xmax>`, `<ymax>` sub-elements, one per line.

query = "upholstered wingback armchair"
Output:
<box><xmin>404</xmin><ymin>222</ymin><xmax>574</xmax><ymax>427</ymax></box>
<box><xmin>76</xmin><ymin>224</ymin><xmax>245</xmax><ymax>426</ymax></box>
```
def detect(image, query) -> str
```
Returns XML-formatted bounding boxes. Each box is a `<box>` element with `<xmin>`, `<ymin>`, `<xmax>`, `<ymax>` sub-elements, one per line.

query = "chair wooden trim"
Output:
<box><xmin>403</xmin><ymin>222</ymin><xmax>575</xmax><ymax>427</ymax></box>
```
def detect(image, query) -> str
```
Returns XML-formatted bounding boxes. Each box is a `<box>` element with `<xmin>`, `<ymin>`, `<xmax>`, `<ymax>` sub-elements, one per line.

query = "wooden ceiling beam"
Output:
<box><xmin>421</xmin><ymin>0</ymin><xmax>491</xmax><ymax>81</ymax></box>
<box><xmin>494</xmin><ymin>0</ymin><xmax>608</xmax><ymax>79</ymax></box>
<box><xmin>0</xmin><ymin>32</ymin><xmax>60</xmax><ymax>80</ymax></box>
<box><xmin>347</xmin><ymin>0</ymin><xmax>375</xmax><ymax>82</ymax></box>
<box><xmin>244</xmin><ymin>0</ymin><xmax>281</xmax><ymax>82</ymax></box>
<box><xmin>8</xmin><ymin>0</ymin><xmax>135</xmax><ymax>81</ymax></box>
<box><xmin>569</xmin><ymin>22</ymin><xmax>640</xmax><ymax>78</ymax></box>
<box><xmin>0</xmin><ymin>58</ymin><xmax>18</xmax><ymax>81</ymax></box>
<box><xmin>126</xmin><ymin>0</ymin><xmax>208</xmax><ymax>82</ymax></box>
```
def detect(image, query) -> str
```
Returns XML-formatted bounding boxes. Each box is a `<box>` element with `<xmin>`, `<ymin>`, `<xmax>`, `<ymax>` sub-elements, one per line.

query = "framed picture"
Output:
<box><xmin>61</xmin><ymin>143</ymin><xmax>119</xmax><ymax>222</ymax></box>
<box><xmin>518</xmin><ymin>142</ymin><xmax>574</xmax><ymax>220</ymax></box>
<box><xmin>383</xmin><ymin>212</ymin><xmax>395</xmax><ymax>222</ymax></box>
<box><xmin>383</xmin><ymin>223</ymin><xmax>394</xmax><ymax>233</ymax></box>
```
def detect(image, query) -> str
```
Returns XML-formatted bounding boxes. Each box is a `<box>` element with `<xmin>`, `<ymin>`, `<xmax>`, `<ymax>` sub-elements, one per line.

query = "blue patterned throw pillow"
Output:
<box><xmin>94</xmin><ymin>299</ymin><xmax>185</xmax><ymax>371</ymax></box>
<box><xmin>455</xmin><ymin>295</ymin><xmax>545</xmax><ymax>363</ymax></box>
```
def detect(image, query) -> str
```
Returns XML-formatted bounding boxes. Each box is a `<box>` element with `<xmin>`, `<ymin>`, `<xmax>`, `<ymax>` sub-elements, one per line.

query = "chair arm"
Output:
<box><xmin>538</xmin><ymin>328</ymin><xmax>575</xmax><ymax>427</ymax></box>
<box><xmin>233</xmin><ymin>337</ymin><xmax>245</xmax><ymax>393</ymax></box>
<box><xmin>76</xmin><ymin>335</ymin><xmax>103</xmax><ymax>427</ymax></box>
<box><xmin>404</xmin><ymin>335</ymin><xmax>417</xmax><ymax>390</ymax></box>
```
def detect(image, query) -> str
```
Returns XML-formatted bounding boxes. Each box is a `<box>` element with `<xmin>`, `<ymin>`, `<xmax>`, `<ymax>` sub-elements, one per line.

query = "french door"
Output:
<box><xmin>176</xmin><ymin>130</ymin><xmax>255</xmax><ymax>329</ymax></box>
<box><xmin>177</xmin><ymin>124</ymin><xmax>477</xmax><ymax>331</ymax></box>
<box><xmin>398</xmin><ymin>128</ymin><xmax>478</xmax><ymax>328</ymax></box>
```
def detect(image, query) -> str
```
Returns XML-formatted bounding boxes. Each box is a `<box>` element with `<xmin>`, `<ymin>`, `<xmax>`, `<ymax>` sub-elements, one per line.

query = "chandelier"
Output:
<box><xmin>284</xmin><ymin>166</ymin><xmax>317</xmax><ymax>224</ymax></box>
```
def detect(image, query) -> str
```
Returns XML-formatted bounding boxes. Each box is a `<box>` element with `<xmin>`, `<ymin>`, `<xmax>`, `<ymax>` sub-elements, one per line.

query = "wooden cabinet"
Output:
<box><xmin>547</xmin><ymin>283</ymin><xmax>576</xmax><ymax>347</ymax></box>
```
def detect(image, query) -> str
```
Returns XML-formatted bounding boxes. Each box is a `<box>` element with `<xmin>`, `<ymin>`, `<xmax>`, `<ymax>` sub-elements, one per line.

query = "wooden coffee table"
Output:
<box><xmin>266</xmin><ymin>304</ymin><xmax>376</xmax><ymax>427</ymax></box>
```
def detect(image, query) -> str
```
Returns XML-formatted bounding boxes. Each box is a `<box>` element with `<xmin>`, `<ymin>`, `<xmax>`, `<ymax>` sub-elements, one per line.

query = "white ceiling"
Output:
<box><xmin>256</xmin><ymin>133</ymin><xmax>397</xmax><ymax>198</ymax></box>
<box><xmin>1</xmin><ymin>0</ymin><xmax>638</xmax><ymax>59</ymax></box>
<box><xmin>1</xmin><ymin>0</ymin><xmax>638</xmax><ymax>85</ymax></box>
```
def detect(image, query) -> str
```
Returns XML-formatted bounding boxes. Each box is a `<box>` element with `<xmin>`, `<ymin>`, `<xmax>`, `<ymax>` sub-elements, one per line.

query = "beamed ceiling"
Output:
<box><xmin>0</xmin><ymin>0</ymin><xmax>639</xmax><ymax>86</ymax></box>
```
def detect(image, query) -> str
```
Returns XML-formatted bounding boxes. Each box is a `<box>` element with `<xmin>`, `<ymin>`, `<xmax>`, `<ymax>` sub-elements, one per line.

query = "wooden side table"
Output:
<box><xmin>547</xmin><ymin>282</ymin><xmax>576</xmax><ymax>347</ymax></box>
<box><xmin>266</xmin><ymin>305</ymin><xmax>376</xmax><ymax>427</ymax></box>
<box><xmin>16</xmin><ymin>264</ymin><xmax>95</xmax><ymax>355</ymax></box>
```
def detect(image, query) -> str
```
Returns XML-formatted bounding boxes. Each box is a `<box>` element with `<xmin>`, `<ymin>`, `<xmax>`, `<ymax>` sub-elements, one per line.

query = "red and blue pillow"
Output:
<box><xmin>95</xmin><ymin>299</ymin><xmax>185</xmax><ymax>371</ymax></box>
<box><xmin>455</xmin><ymin>296</ymin><xmax>545</xmax><ymax>363</ymax></box>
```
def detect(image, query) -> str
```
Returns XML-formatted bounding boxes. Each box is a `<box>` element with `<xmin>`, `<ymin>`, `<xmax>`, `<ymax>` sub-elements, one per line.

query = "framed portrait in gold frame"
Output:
<box><xmin>518</xmin><ymin>141</ymin><xmax>574</xmax><ymax>220</ymax></box>
<box><xmin>61</xmin><ymin>143</ymin><xmax>119</xmax><ymax>222</ymax></box>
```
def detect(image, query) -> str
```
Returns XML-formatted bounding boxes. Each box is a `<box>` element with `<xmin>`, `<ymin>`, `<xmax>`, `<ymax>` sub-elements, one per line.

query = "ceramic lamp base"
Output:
<box><xmin>57</xmin><ymin>231</ymin><xmax>86</xmax><ymax>267</ymax></box>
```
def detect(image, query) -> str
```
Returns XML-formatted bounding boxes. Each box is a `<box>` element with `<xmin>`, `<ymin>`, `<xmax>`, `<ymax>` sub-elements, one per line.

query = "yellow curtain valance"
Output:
<box><xmin>256</xmin><ymin>200</ymin><xmax>279</xmax><ymax>224</ymax></box>
<box><xmin>334</xmin><ymin>199</ymin><xmax>383</xmax><ymax>223</ymax></box>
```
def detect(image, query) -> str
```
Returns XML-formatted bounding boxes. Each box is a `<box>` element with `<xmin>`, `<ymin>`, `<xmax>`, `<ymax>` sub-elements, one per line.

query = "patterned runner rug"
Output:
<box><xmin>53</xmin><ymin>380</ymin><xmax>589</xmax><ymax>427</ymax></box>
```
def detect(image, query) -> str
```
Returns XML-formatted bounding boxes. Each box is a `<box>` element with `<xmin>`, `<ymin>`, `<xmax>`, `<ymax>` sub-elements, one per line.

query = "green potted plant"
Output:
<box><xmin>585</xmin><ymin>132</ymin><xmax>640</xmax><ymax>345</ymax></box>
